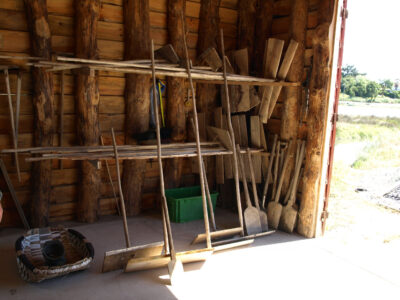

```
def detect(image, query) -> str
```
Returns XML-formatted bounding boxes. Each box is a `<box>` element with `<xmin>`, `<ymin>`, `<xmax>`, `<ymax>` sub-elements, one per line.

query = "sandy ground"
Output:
<box><xmin>339</xmin><ymin>101</ymin><xmax>400</xmax><ymax>117</ymax></box>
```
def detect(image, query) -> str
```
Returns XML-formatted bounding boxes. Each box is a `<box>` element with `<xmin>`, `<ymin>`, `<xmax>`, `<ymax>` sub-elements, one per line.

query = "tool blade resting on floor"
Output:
<box><xmin>237</xmin><ymin>144</ymin><xmax>262</xmax><ymax>235</ymax></box>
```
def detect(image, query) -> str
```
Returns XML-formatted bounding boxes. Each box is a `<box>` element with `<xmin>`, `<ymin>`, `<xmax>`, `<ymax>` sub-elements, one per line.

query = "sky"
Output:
<box><xmin>342</xmin><ymin>0</ymin><xmax>400</xmax><ymax>81</ymax></box>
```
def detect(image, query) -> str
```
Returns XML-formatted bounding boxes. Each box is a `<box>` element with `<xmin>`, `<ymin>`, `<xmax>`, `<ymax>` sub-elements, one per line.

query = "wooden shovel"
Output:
<box><xmin>237</xmin><ymin>144</ymin><xmax>262</xmax><ymax>235</ymax></box>
<box><xmin>102</xmin><ymin>128</ymin><xmax>164</xmax><ymax>273</ymax></box>
<box><xmin>247</xmin><ymin>148</ymin><xmax>268</xmax><ymax>231</ymax></box>
<box><xmin>280</xmin><ymin>141</ymin><xmax>305</xmax><ymax>233</ymax></box>
<box><xmin>261</xmin><ymin>134</ymin><xmax>278</xmax><ymax>209</ymax></box>
<box><xmin>267</xmin><ymin>140</ymin><xmax>292</xmax><ymax>229</ymax></box>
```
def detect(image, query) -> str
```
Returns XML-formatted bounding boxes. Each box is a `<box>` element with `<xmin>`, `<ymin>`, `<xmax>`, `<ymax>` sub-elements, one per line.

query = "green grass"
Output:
<box><xmin>339</xmin><ymin>93</ymin><xmax>400</xmax><ymax>104</ymax></box>
<box><xmin>336</xmin><ymin>115</ymin><xmax>400</xmax><ymax>169</ymax></box>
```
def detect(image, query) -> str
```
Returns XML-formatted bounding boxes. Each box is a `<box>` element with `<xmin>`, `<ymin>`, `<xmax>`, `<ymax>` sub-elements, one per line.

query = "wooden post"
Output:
<box><xmin>75</xmin><ymin>0</ymin><xmax>101</xmax><ymax>223</ymax></box>
<box><xmin>237</xmin><ymin>0</ymin><xmax>257</xmax><ymax>68</ymax></box>
<box><xmin>122</xmin><ymin>0</ymin><xmax>151</xmax><ymax>216</ymax></box>
<box><xmin>298</xmin><ymin>0</ymin><xmax>335</xmax><ymax>238</ymax></box>
<box><xmin>280</xmin><ymin>0</ymin><xmax>309</xmax><ymax>198</ymax></box>
<box><xmin>24</xmin><ymin>0</ymin><xmax>54</xmax><ymax>227</ymax></box>
<box><xmin>197</xmin><ymin>0</ymin><xmax>220</xmax><ymax>114</ymax></box>
<box><xmin>253</xmin><ymin>0</ymin><xmax>274</xmax><ymax>76</ymax></box>
<box><xmin>197</xmin><ymin>0</ymin><xmax>221</xmax><ymax>188</ymax></box>
<box><xmin>164</xmin><ymin>0</ymin><xmax>187</xmax><ymax>188</ymax></box>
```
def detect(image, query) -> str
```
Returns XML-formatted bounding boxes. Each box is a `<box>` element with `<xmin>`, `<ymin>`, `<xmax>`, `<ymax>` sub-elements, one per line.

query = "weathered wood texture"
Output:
<box><xmin>0</xmin><ymin>0</ymin><xmax>322</xmax><ymax>227</ymax></box>
<box><xmin>24</xmin><ymin>0</ymin><xmax>54</xmax><ymax>227</ymax></box>
<box><xmin>279</xmin><ymin>0</ymin><xmax>308</xmax><ymax>197</ymax></box>
<box><xmin>164</xmin><ymin>0</ymin><xmax>186</xmax><ymax>188</ymax></box>
<box><xmin>253</xmin><ymin>0</ymin><xmax>274</xmax><ymax>76</ymax></box>
<box><xmin>121</xmin><ymin>0</ymin><xmax>151</xmax><ymax>216</ymax></box>
<box><xmin>298</xmin><ymin>0</ymin><xmax>335</xmax><ymax>238</ymax></box>
<box><xmin>237</xmin><ymin>0</ymin><xmax>257</xmax><ymax>67</ymax></box>
<box><xmin>75</xmin><ymin>0</ymin><xmax>101</xmax><ymax>223</ymax></box>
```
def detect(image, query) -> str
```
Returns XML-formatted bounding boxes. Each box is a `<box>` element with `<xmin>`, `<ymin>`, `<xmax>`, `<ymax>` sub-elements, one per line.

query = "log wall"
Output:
<box><xmin>0</xmin><ymin>0</ymin><xmax>321</xmax><ymax>227</ymax></box>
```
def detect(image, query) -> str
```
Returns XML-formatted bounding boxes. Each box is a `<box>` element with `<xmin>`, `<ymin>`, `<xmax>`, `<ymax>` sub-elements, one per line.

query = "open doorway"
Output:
<box><xmin>322</xmin><ymin>0</ymin><xmax>400</xmax><ymax>283</ymax></box>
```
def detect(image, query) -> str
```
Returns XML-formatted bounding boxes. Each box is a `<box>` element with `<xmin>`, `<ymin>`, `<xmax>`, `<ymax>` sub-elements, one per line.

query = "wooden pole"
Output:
<box><xmin>122</xmin><ymin>0</ymin><xmax>151</xmax><ymax>216</ymax></box>
<box><xmin>298</xmin><ymin>0</ymin><xmax>335</xmax><ymax>238</ymax></box>
<box><xmin>59</xmin><ymin>70</ymin><xmax>64</xmax><ymax>169</ymax></box>
<box><xmin>197</xmin><ymin>0</ymin><xmax>220</xmax><ymax>114</ymax></box>
<box><xmin>164</xmin><ymin>0</ymin><xmax>187</xmax><ymax>189</ymax></box>
<box><xmin>75</xmin><ymin>0</ymin><xmax>101</xmax><ymax>223</ymax></box>
<box><xmin>237</xmin><ymin>0</ymin><xmax>257</xmax><ymax>67</ymax></box>
<box><xmin>253</xmin><ymin>0</ymin><xmax>274</xmax><ymax>76</ymax></box>
<box><xmin>24</xmin><ymin>0</ymin><xmax>55</xmax><ymax>227</ymax></box>
<box><xmin>220</xmin><ymin>29</ymin><xmax>244</xmax><ymax>236</ymax></box>
<box><xmin>182</xmin><ymin>19</ymin><xmax>212</xmax><ymax>249</ymax></box>
<box><xmin>196</xmin><ymin>0</ymin><xmax>221</xmax><ymax>191</ymax></box>
<box><xmin>280</xmin><ymin>0</ymin><xmax>309</xmax><ymax>198</ymax></box>
<box><xmin>111</xmin><ymin>129</ymin><xmax>131</xmax><ymax>248</ymax></box>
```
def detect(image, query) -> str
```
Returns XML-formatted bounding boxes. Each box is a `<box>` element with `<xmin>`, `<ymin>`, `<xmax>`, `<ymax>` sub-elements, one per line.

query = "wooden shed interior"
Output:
<box><xmin>0</xmin><ymin>0</ymin><xmax>340</xmax><ymax>247</ymax></box>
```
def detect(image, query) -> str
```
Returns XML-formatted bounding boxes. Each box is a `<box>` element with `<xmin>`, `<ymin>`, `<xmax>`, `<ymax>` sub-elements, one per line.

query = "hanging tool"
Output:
<box><xmin>101</xmin><ymin>128</ymin><xmax>164</xmax><ymax>273</ymax></box>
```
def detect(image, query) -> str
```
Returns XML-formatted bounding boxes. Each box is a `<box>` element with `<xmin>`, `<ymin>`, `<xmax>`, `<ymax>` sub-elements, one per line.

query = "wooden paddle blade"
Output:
<box><xmin>244</xmin><ymin>207</ymin><xmax>262</xmax><ymax>235</ymax></box>
<box><xmin>259</xmin><ymin>210</ymin><xmax>269</xmax><ymax>232</ymax></box>
<box><xmin>102</xmin><ymin>241</ymin><xmax>164</xmax><ymax>273</ymax></box>
<box><xmin>168</xmin><ymin>258</ymin><xmax>184</xmax><ymax>286</ymax></box>
<box><xmin>280</xmin><ymin>206</ymin><xmax>298</xmax><ymax>233</ymax></box>
<box><xmin>267</xmin><ymin>201</ymin><xmax>283</xmax><ymax>229</ymax></box>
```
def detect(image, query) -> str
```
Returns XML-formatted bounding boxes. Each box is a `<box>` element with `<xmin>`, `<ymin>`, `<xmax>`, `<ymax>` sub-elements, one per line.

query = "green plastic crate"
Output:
<box><xmin>165</xmin><ymin>186</ymin><xmax>218</xmax><ymax>223</ymax></box>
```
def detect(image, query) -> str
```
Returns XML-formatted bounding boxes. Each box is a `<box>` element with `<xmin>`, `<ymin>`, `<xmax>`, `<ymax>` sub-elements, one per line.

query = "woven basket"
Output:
<box><xmin>15</xmin><ymin>226</ymin><xmax>94</xmax><ymax>283</ymax></box>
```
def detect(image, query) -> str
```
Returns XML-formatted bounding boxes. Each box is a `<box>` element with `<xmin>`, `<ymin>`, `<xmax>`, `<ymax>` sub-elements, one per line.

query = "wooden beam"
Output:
<box><xmin>196</xmin><ymin>0</ymin><xmax>221</xmax><ymax>190</ymax></box>
<box><xmin>253</xmin><ymin>0</ymin><xmax>274</xmax><ymax>76</ymax></box>
<box><xmin>164</xmin><ymin>0</ymin><xmax>186</xmax><ymax>188</ymax></box>
<box><xmin>280</xmin><ymin>0</ymin><xmax>309</xmax><ymax>199</ymax></box>
<box><xmin>237</xmin><ymin>0</ymin><xmax>257</xmax><ymax>68</ymax></box>
<box><xmin>24</xmin><ymin>0</ymin><xmax>55</xmax><ymax>227</ymax></box>
<box><xmin>298</xmin><ymin>0</ymin><xmax>335</xmax><ymax>238</ymax></box>
<box><xmin>75</xmin><ymin>0</ymin><xmax>101</xmax><ymax>223</ymax></box>
<box><xmin>122</xmin><ymin>0</ymin><xmax>151</xmax><ymax>216</ymax></box>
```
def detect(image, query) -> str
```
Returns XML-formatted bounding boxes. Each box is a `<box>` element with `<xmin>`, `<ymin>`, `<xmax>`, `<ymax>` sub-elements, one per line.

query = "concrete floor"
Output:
<box><xmin>0</xmin><ymin>209</ymin><xmax>399</xmax><ymax>300</ymax></box>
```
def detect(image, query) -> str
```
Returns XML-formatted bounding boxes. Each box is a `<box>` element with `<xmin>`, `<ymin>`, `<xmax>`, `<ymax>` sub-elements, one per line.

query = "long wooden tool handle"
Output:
<box><xmin>15</xmin><ymin>72</ymin><xmax>21</xmax><ymax>145</ymax></box>
<box><xmin>288</xmin><ymin>141</ymin><xmax>306</xmax><ymax>206</ymax></box>
<box><xmin>182</xmin><ymin>15</ymin><xmax>212</xmax><ymax>249</ymax></box>
<box><xmin>220</xmin><ymin>29</ymin><xmax>244</xmax><ymax>236</ymax></box>
<box><xmin>111</xmin><ymin>128</ymin><xmax>131</xmax><ymax>248</ymax></box>
<box><xmin>4</xmin><ymin>69</ymin><xmax>21</xmax><ymax>182</ymax></box>
<box><xmin>151</xmin><ymin>40</ymin><xmax>175</xmax><ymax>258</ymax></box>
<box><xmin>59</xmin><ymin>71</ymin><xmax>65</xmax><ymax>169</ymax></box>
<box><xmin>191</xmin><ymin>119</ymin><xmax>217</xmax><ymax>231</ymax></box>
<box><xmin>100</xmin><ymin>135</ymin><xmax>121</xmax><ymax>216</ymax></box>
<box><xmin>274</xmin><ymin>140</ymin><xmax>292</xmax><ymax>203</ymax></box>
<box><xmin>283</xmin><ymin>141</ymin><xmax>301</xmax><ymax>205</ymax></box>
<box><xmin>261</xmin><ymin>134</ymin><xmax>278</xmax><ymax>208</ymax></box>
<box><xmin>246</xmin><ymin>148</ymin><xmax>260</xmax><ymax>210</ymax></box>
<box><xmin>271</xmin><ymin>141</ymin><xmax>281</xmax><ymax>200</ymax></box>
<box><xmin>236</xmin><ymin>144</ymin><xmax>252</xmax><ymax>208</ymax></box>
<box><xmin>0</xmin><ymin>159</ymin><xmax>29</xmax><ymax>229</ymax></box>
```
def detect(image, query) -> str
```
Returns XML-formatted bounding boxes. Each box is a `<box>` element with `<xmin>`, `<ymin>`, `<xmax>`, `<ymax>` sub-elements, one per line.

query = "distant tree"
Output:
<box><xmin>341</xmin><ymin>65</ymin><xmax>365</xmax><ymax>78</ymax></box>
<box><xmin>379</xmin><ymin>79</ymin><xmax>393</xmax><ymax>94</ymax></box>
<box><xmin>365</xmin><ymin>81</ymin><xmax>380</xmax><ymax>101</ymax></box>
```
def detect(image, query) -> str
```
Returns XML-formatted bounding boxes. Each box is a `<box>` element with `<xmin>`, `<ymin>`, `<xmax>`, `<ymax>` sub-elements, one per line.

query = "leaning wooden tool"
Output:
<box><xmin>280</xmin><ymin>141</ymin><xmax>305</xmax><ymax>233</ymax></box>
<box><xmin>125</xmin><ymin>39</ymin><xmax>213</xmax><ymax>279</ymax></box>
<box><xmin>101</xmin><ymin>128</ymin><xmax>164</xmax><ymax>273</ymax></box>
<box><xmin>267</xmin><ymin>139</ymin><xmax>293</xmax><ymax>229</ymax></box>
<box><xmin>191</xmin><ymin>29</ymin><xmax>245</xmax><ymax>244</ymax></box>
<box><xmin>237</xmin><ymin>144</ymin><xmax>262</xmax><ymax>235</ymax></box>
<box><xmin>261</xmin><ymin>134</ymin><xmax>278</xmax><ymax>210</ymax></box>
<box><xmin>247</xmin><ymin>148</ymin><xmax>268</xmax><ymax>231</ymax></box>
